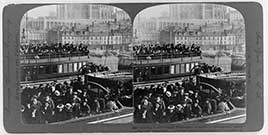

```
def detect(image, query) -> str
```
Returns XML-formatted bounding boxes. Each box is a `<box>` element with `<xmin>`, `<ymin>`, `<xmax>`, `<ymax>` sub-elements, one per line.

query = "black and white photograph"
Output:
<box><xmin>2</xmin><ymin>1</ymin><xmax>264</xmax><ymax>133</ymax></box>
<box><xmin>19</xmin><ymin>4</ymin><xmax>134</xmax><ymax>124</ymax></box>
<box><xmin>132</xmin><ymin>4</ymin><xmax>246</xmax><ymax>124</ymax></box>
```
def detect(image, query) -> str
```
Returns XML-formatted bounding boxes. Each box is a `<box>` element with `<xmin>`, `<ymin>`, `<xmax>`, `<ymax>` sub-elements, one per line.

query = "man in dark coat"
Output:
<box><xmin>165</xmin><ymin>105</ymin><xmax>177</xmax><ymax>123</ymax></box>
<box><xmin>41</xmin><ymin>102</ymin><xmax>54</xmax><ymax>123</ymax></box>
<box><xmin>80</xmin><ymin>101</ymin><xmax>91</xmax><ymax>116</ymax></box>
<box><xmin>203</xmin><ymin>98</ymin><xmax>212</xmax><ymax>115</ymax></box>
<box><xmin>29</xmin><ymin>97</ymin><xmax>43</xmax><ymax>124</ymax></box>
<box><xmin>210</xmin><ymin>98</ymin><xmax>218</xmax><ymax>114</ymax></box>
<box><xmin>192</xmin><ymin>102</ymin><xmax>203</xmax><ymax>118</ymax></box>
<box><xmin>140</xmin><ymin>97</ymin><xmax>153</xmax><ymax>123</ymax></box>
<box><xmin>54</xmin><ymin>104</ymin><xmax>67</xmax><ymax>122</ymax></box>
<box><xmin>152</xmin><ymin>102</ymin><xmax>164</xmax><ymax>123</ymax></box>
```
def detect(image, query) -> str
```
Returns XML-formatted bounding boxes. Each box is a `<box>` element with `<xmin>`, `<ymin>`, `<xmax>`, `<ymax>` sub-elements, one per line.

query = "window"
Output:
<box><xmin>58</xmin><ymin>65</ymin><xmax>63</xmax><ymax>73</ymax></box>
<box><xmin>63</xmin><ymin>64</ymin><xmax>68</xmax><ymax>73</ymax></box>
<box><xmin>39</xmin><ymin>65</ymin><xmax>50</xmax><ymax>74</ymax></box>
<box><xmin>170</xmin><ymin>65</ymin><xmax>175</xmax><ymax>74</ymax></box>
<box><xmin>78</xmin><ymin>62</ymin><xmax>82</xmax><ymax>69</ymax></box>
<box><xmin>181</xmin><ymin>64</ymin><xmax>185</xmax><ymax>73</ymax></box>
<box><xmin>176</xmin><ymin>64</ymin><xmax>180</xmax><ymax>73</ymax></box>
<box><xmin>39</xmin><ymin>65</ymin><xmax>45</xmax><ymax>74</ymax></box>
<box><xmin>186</xmin><ymin>63</ymin><xmax>190</xmax><ymax>72</ymax></box>
<box><xmin>74</xmin><ymin>63</ymin><xmax>78</xmax><ymax>72</ymax></box>
<box><xmin>157</xmin><ymin>67</ymin><xmax>162</xmax><ymax>75</ymax></box>
<box><xmin>52</xmin><ymin>65</ymin><xmax>58</xmax><ymax>73</ymax></box>
<box><xmin>191</xmin><ymin>63</ymin><xmax>195</xmax><ymax>70</ymax></box>
<box><xmin>151</xmin><ymin>67</ymin><xmax>157</xmax><ymax>75</ymax></box>
<box><xmin>163</xmin><ymin>66</ymin><xmax>169</xmax><ymax>74</ymax></box>
<box><xmin>68</xmin><ymin>63</ymin><xmax>73</xmax><ymax>73</ymax></box>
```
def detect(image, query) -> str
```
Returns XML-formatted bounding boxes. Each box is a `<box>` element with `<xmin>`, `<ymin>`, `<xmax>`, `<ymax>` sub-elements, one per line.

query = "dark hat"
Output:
<box><xmin>143</xmin><ymin>96</ymin><xmax>149</xmax><ymax>100</ymax></box>
<box><xmin>32</xmin><ymin>95</ymin><xmax>38</xmax><ymax>99</ymax></box>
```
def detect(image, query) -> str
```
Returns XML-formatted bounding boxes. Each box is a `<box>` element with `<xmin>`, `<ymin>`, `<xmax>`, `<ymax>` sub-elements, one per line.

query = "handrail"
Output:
<box><xmin>20</xmin><ymin>53</ymin><xmax>90</xmax><ymax>64</ymax></box>
<box><xmin>20</xmin><ymin>53</ymin><xmax>89</xmax><ymax>60</ymax></box>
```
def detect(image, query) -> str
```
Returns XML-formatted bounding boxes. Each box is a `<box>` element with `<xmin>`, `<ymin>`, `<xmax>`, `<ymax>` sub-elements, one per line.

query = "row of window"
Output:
<box><xmin>175</xmin><ymin>40</ymin><xmax>235</xmax><ymax>45</ymax></box>
<box><xmin>22</xmin><ymin>62</ymin><xmax>87</xmax><ymax>76</ymax></box>
<box><xmin>39</xmin><ymin>62</ymin><xmax>87</xmax><ymax>74</ymax></box>
<box><xmin>62</xmin><ymin>40</ymin><xmax>122</xmax><ymax>45</ymax></box>
<box><xmin>135</xmin><ymin>62</ymin><xmax>199</xmax><ymax>76</ymax></box>
<box><xmin>62</xmin><ymin>36</ymin><xmax>122</xmax><ymax>40</ymax></box>
<box><xmin>176</xmin><ymin>36</ymin><xmax>236</xmax><ymax>40</ymax></box>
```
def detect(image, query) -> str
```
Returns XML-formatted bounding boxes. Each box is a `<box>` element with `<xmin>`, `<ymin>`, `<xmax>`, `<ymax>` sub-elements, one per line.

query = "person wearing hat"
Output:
<box><xmin>54</xmin><ymin>104</ymin><xmax>67</xmax><ymax>122</ymax></box>
<box><xmin>29</xmin><ymin>96</ymin><xmax>42</xmax><ymax>124</ymax></box>
<box><xmin>152</xmin><ymin>102</ymin><xmax>164</xmax><ymax>123</ymax></box>
<box><xmin>80</xmin><ymin>101</ymin><xmax>91</xmax><ymax>116</ymax></box>
<box><xmin>192</xmin><ymin>101</ymin><xmax>203</xmax><ymax>118</ymax></box>
<box><xmin>140</xmin><ymin>97</ymin><xmax>153</xmax><ymax>123</ymax></box>
<box><xmin>163</xmin><ymin>91</ymin><xmax>173</xmax><ymax>107</ymax></box>
<box><xmin>177</xmin><ymin>88</ymin><xmax>185</xmax><ymax>104</ymax></box>
<box><xmin>176</xmin><ymin>104</ymin><xmax>185</xmax><ymax>121</ymax></box>
<box><xmin>64</xmin><ymin>103</ymin><xmax>73</xmax><ymax>120</ymax></box>
<box><xmin>164</xmin><ymin>105</ymin><xmax>177</xmax><ymax>123</ymax></box>
<box><xmin>106</xmin><ymin>98</ymin><xmax>119</xmax><ymax>113</ymax></box>
<box><xmin>72</xmin><ymin>96</ymin><xmax>82</xmax><ymax>118</ymax></box>
<box><xmin>217</xmin><ymin>98</ymin><xmax>230</xmax><ymax>114</ymax></box>
<box><xmin>183</xmin><ymin>93</ymin><xmax>193</xmax><ymax>119</ymax></box>
<box><xmin>188</xmin><ymin>77</ymin><xmax>195</xmax><ymax>91</ymax></box>
<box><xmin>154</xmin><ymin>96</ymin><xmax>166</xmax><ymax>112</ymax></box>
<box><xmin>203</xmin><ymin>98</ymin><xmax>212</xmax><ymax>115</ymax></box>
<box><xmin>52</xmin><ymin>90</ymin><xmax>64</xmax><ymax>106</ymax></box>
<box><xmin>41</xmin><ymin>102</ymin><xmax>54</xmax><ymax>124</ymax></box>
<box><xmin>210</xmin><ymin>97</ymin><xmax>218</xmax><ymax>114</ymax></box>
<box><xmin>191</xmin><ymin>92</ymin><xmax>201</xmax><ymax>103</ymax></box>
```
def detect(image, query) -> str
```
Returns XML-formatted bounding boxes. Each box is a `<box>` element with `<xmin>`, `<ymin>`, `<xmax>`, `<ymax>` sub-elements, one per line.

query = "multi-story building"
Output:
<box><xmin>169</xmin><ymin>4</ymin><xmax>227</xmax><ymax>20</ymax></box>
<box><xmin>46</xmin><ymin>30</ymin><xmax>132</xmax><ymax>51</ymax></box>
<box><xmin>228</xmin><ymin>8</ymin><xmax>244</xmax><ymax>26</ymax></box>
<box><xmin>56</xmin><ymin>4</ymin><xmax>115</xmax><ymax>22</ymax></box>
<box><xmin>174</xmin><ymin>31</ymin><xmax>236</xmax><ymax>50</ymax></box>
<box><xmin>115</xmin><ymin>9</ymin><xmax>130</xmax><ymax>21</ymax></box>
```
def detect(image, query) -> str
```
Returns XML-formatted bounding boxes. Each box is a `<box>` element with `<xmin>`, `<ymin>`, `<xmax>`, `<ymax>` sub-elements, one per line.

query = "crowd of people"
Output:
<box><xmin>133</xmin><ymin>43</ymin><xmax>202</xmax><ymax>60</ymax></box>
<box><xmin>78</xmin><ymin>62</ymin><xmax>110</xmax><ymax>75</ymax></box>
<box><xmin>133</xmin><ymin>78</ymin><xmax>231</xmax><ymax>123</ymax></box>
<box><xmin>20</xmin><ymin>43</ymin><xmax>89</xmax><ymax>59</ymax></box>
<box><xmin>21</xmin><ymin>77</ymin><xmax>124</xmax><ymax>124</ymax></box>
<box><xmin>191</xmin><ymin>63</ymin><xmax>223</xmax><ymax>75</ymax></box>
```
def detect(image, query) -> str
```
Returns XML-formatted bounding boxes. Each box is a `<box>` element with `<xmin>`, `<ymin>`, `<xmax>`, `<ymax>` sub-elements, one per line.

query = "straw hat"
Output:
<box><xmin>57</xmin><ymin>104</ymin><xmax>64</xmax><ymax>109</ymax></box>
<box><xmin>54</xmin><ymin>90</ymin><xmax>60</xmax><ymax>96</ymax></box>
<box><xmin>166</xmin><ymin>91</ymin><xmax>172</xmax><ymax>97</ymax></box>
<box><xmin>65</xmin><ymin>103</ymin><xmax>72</xmax><ymax>108</ymax></box>
<box><xmin>168</xmin><ymin>105</ymin><xmax>175</xmax><ymax>110</ymax></box>
<box><xmin>176</xmin><ymin>104</ymin><xmax>183</xmax><ymax>109</ymax></box>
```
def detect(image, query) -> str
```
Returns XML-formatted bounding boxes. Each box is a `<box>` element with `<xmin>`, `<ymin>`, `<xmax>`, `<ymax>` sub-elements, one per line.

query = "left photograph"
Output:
<box><xmin>19</xmin><ymin>4</ymin><xmax>134</xmax><ymax>124</ymax></box>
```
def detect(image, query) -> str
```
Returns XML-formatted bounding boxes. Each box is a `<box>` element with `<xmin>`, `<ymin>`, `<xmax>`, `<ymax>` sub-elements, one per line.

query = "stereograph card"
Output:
<box><xmin>2</xmin><ymin>1</ymin><xmax>263</xmax><ymax>133</ymax></box>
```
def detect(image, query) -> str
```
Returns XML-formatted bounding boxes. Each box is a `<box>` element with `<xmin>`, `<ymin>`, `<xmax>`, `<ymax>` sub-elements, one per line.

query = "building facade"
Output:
<box><xmin>174</xmin><ymin>32</ymin><xmax>236</xmax><ymax>50</ymax></box>
<box><xmin>56</xmin><ymin>4</ymin><xmax>115</xmax><ymax>21</ymax></box>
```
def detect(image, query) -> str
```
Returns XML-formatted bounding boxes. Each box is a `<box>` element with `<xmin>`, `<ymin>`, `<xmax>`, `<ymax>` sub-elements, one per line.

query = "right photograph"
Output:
<box><xmin>132</xmin><ymin>4</ymin><xmax>246</xmax><ymax>124</ymax></box>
